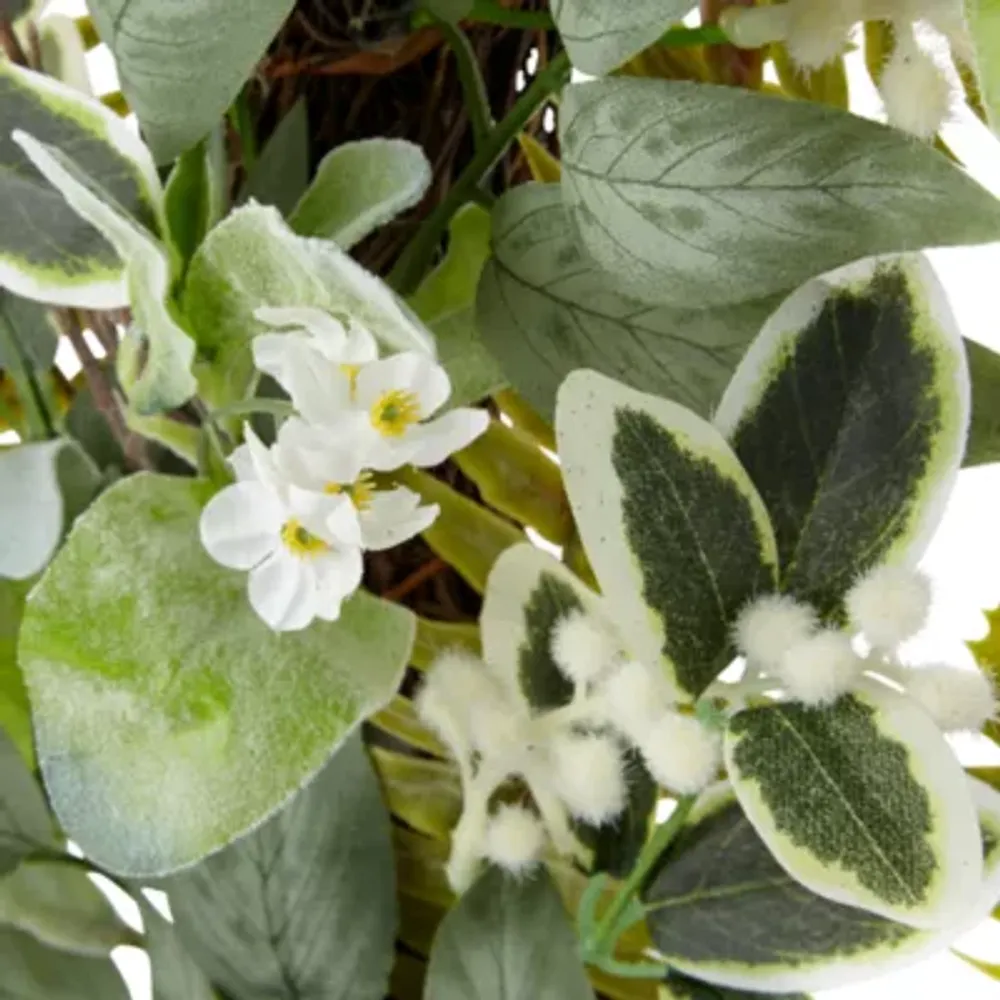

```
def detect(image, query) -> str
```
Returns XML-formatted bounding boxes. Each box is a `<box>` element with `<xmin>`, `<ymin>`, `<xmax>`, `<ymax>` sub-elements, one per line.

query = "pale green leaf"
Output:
<box><xmin>715</xmin><ymin>255</ymin><xmax>969</xmax><ymax>619</ymax></box>
<box><xmin>0</xmin><ymin>290</ymin><xmax>59</xmax><ymax>372</ymax></box>
<box><xmin>560</xmin><ymin>78</ymin><xmax>1000</xmax><ymax>307</ymax></box>
<box><xmin>290</xmin><ymin>138</ymin><xmax>431</xmax><ymax>248</ymax></box>
<box><xmin>0</xmin><ymin>727</ymin><xmax>54</xmax><ymax>876</ymax></box>
<box><xmin>0</xmin><ymin>579</ymin><xmax>33</xmax><ymax>769</ymax></box>
<box><xmin>476</xmin><ymin>182</ymin><xmax>781</xmax><ymax>420</ymax></box>
<box><xmin>238</xmin><ymin>99</ymin><xmax>310</xmax><ymax>218</ymax></box>
<box><xmin>424</xmin><ymin>865</ymin><xmax>595</xmax><ymax>1000</ymax></box>
<box><xmin>166</xmin><ymin>733</ymin><xmax>397</xmax><ymax>1000</ymax></box>
<box><xmin>87</xmin><ymin>0</ymin><xmax>296</xmax><ymax>163</ymax></box>
<box><xmin>556</xmin><ymin>370</ymin><xmax>778</xmax><ymax>700</ymax></box>
<box><xmin>725</xmin><ymin>681</ymin><xmax>982</xmax><ymax>929</ymax></box>
<box><xmin>967</xmin><ymin>1</ymin><xmax>1000</xmax><ymax>136</ymax></box>
<box><xmin>37</xmin><ymin>14</ymin><xmax>93</xmax><ymax>96</ymax></box>
<box><xmin>0</xmin><ymin>60</ymin><xmax>161</xmax><ymax>308</ymax></box>
<box><xmin>551</xmin><ymin>0</ymin><xmax>689</xmax><ymax>75</ymax></box>
<box><xmin>18</xmin><ymin>473</ymin><xmax>414</xmax><ymax>876</ymax></box>
<box><xmin>0</xmin><ymin>927</ymin><xmax>129</xmax><ymax>998</ymax></box>
<box><xmin>138</xmin><ymin>896</ymin><xmax>216</xmax><ymax>1000</ymax></box>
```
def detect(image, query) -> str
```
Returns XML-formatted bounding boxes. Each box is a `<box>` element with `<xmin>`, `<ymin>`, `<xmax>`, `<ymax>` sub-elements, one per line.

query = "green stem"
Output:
<box><xmin>229</xmin><ymin>88</ymin><xmax>258</xmax><ymax>172</ymax></box>
<box><xmin>209</xmin><ymin>398</ymin><xmax>296</xmax><ymax>423</ymax></box>
<box><xmin>389</xmin><ymin>48</ymin><xmax>572</xmax><ymax>295</ymax></box>
<box><xmin>466</xmin><ymin>0</ymin><xmax>552</xmax><ymax>29</ymax></box>
<box><xmin>439</xmin><ymin>19</ymin><xmax>493</xmax><ymax>151</ymax></box>
<box><xmin>583</xmin><ymin>795</ymin><xmax>697</xmax><ymax>961</ymax></box>
<box><xmin>0</xmin><ymin>311</ymin><xmax>54</xmax><ymax>440</ymax></box>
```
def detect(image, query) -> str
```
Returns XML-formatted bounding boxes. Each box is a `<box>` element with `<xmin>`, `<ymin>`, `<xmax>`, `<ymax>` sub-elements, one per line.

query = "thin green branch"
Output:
<box><xmin>439</xmin><ymin>18</ymin><xmax>493</xmax><ymax>151</ymax></box>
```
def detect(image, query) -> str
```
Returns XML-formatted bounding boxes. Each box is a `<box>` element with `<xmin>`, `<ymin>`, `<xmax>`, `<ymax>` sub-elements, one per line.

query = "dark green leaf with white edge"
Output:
<box><xmin>476</xmin><ymin>182</ymin><xmax>781</xmax><ymax>420</ymax></box>
<box><xmin>87</xmin><ymin>0</ymin><xmax>295</xmax><ymax>164</ymax></box>
<box><xmin>17</xmin><ymin>473</ymin><xmax>414</xmax><ymax>876</ymax></box>
<box><xmin>139</xmin><ymin>896</ymin><xmax>216</xmax><ymax>1000</ymax></box>
<box><xmin>424</xmin><ymin>865</ymin><xmax>595</xmax><ymax>1000</ymax></box>
<box><xmin>559</xmin><ymin>78</ymin><xmax>1000</xmax><ymax>308</ymax></box>
<box><xmin>644</xmin><ymin>780</ymin><xmax>1000</xmax><ymax>993</ymax></box>
<box><xmin>715</xmin><ymin>255</ymin><xmax>969</xmax><ymax>619</ymax></box>
<box><xmin>556</xmin><ymin>370</ymin><xmax>778</xmax><ymax>701</ymax></box>
<box><xmin>0</xmin><ymin>61</ymin><xmax>161</xmax><ymax>308</ymax></box>
<box><xmin>14</xmin><ymin>134</ymin><xmax>197</xmax><ymax>415</ymax></box>
<box><xmin>409</xmin><ymin>204</ymin><xmax>505</xmax><ymax>407</ymax></box>
<box><xmin>0</xmin><ymin>927</ymin><xmax>129</xmax><ymax>999</ymax></box>
<box><xmin>238</xmin><ymin>99</ymin><xmax>309</xmax><ymax>218</ymax></box>
<box><xmin>290</xmin><ymin>138</ymin><xmax>432</xmax><ymax>249</ymax></box>
<box><xmin>966</xmin><ymin>337</ymin><xmax>1000</xmax><ymax>467</ymax></box>
<box><xmin>0</xmin><ymin>579</ymin><xmax>34</xmax><ymax>769</ymax></box>
<box><xmin>660</xmin><ymin>974</ymin><xmax>807</xmax><ymax>1000</ymax></box>
<box><xmin>0</xmin><ymin>727</ymin><xmax>54</xmax><ymax>876</ymax></box>
<box><xmin>967</xmin><ymin>1</ymin><xmax>1000</xmax><ymax>136</ymax></box>
<box><xmin>725</xmin><ymin>679</ymin><xmax>982</xmax><ymax>929</ymax></box>
<box><xmin>185</xmin><ymin>203</ymin><xmax>436</xmax><ymax>408</ymax></box>
<box><xmin>0</xmin><ymin>438</ymin><xmax>101</xmax><ymax>581</ymax></box>
<box><xmin>166</xmin><ymin>733</ymin><xmax>396</xmax><ymax>1000</ymax></box>
<box><xmin>0</xmin><ymin>291</ymin><xmax>59</xmax><ymax>371</ymax></box>
<box><xmin>551</xmin><ymin>0</ymin><xmax>689</xmax><ymax>76</ymax></box>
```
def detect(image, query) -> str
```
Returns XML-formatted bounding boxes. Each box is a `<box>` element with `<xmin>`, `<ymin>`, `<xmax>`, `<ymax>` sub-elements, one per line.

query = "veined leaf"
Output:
<box><xmin>424</xmin><ymin>866</ymin><xmax>595</xmax><ymax>1000</ymax></box>
<box><xmin>18</xmin><ymin>474</ymin><xmax>414</xmax><ymax>876</ymax></box>
<box><xmin>139</xmin><ymin>896</ymin><xmax>216</xmax><ymax>1000</ymax></box>
<box><xmin>238</xmin><ymin>98</ymin><xmax>309</xmax><ymax>218</ymax></box>
<box><xmin>715</xmin><ymin>255</ymin><xmax>969</xmax><ymax>618</ymax></box>
<box><xmin>725</xmin><ymin>680</ymin><xmax>982</xmax><ymax>929</ymax></box>
<box><xmin>476</xmin><ymin>183</ymin><xmax>781</xmax><ymax>420</ymax></box>
<box><xmin>166</xmin><ymin>734</ymin><xmax>397</xmax><ymax>1000</ymax></box>
<box><xmin>0</xmin><ymin>727</ymin><xmax>54</xmax><ymax>876</ymax></box>
<box><xmin>0</xmin><ymin>579</ymin><xmax>33</xmax><ymax>768</ymax></box>
<box><xmin>0</xmin><ymin>61</ymin><xmax>160</xmax><ymax>308</ymax></box>
<box><xmin>559</xmin><ymin>78</ymin><xmax>1000</xmax><ymax>307</ymax></box>
<box><xmin>968</xmin><ymin>2</ymin><xmax>1000</xmax><ymax>136</ymax></box>
<box><xmin>87</xmin><ymin>0</ymin><xmax>295</xmax><ymax>163</ymax></box>
<box><xmin>290</xmin><ymin>138</ymin><xmax>432</xmax><ymax>249</ymax></box>
<box><xmin>556</xmin><ymin>370</ymin><xmax>778</xmax><ymax>700</ymax></box>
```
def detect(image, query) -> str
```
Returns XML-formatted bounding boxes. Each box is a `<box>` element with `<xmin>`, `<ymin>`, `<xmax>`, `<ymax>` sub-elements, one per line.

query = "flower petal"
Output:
<box><xmin>354</xmin><ymin>353</ymin><xmax>430</xmax><ymax>409</ymax></box>
<box><xmin>286</xmin><ymin>485</ymin><xmax>362</xmax><ymax>548</ymax></box>
<box><xmin>411</xmin><ymin>358</ymin><xmax>452</xmax><ymax>417</ymax></box>
<box><xmin>248</xmin><ymin>548</ymin><xmax>318</xmax><ymax>632</ymax></box>
<box><xmin>362</xmin><ymin>489</ymin><xmax>439</xmax><ymax>550</ymax></box>
<box><xmin>277</xmin><ymin>415</ymin><xmax>370</xmax><ymax>487</ymax></box>
<box><xmin>313</xmin><ymin>547</ymin><xmax>365</xmax><ymax>622</ymax></box>
<box><xmin>199</xmin><ymin>482</ymin><xmax>282</xmax><ymax>570</ymax></box>
<box><xmin>344</xmin><ymin>322</ymin><xmax>380</xmax><ymax>364</ymax></box>
<box><xmin>407</xmin><ymin>408</ymin><xmax>490</xmax><ymax>467</ymax></box>
<box><xmin>280</xmin><ymin>347</ymin><xmax>354</xmax><ymax>425</ymax></box>
<box><xmin>363</xmin><ymin>433</ymin><xmax>422</xmax><ymax>473</ymax></box>
<box><xmin>254</xmin><ymin>305</ymin><xmax>335</xmax><ymax>331</ymax></box>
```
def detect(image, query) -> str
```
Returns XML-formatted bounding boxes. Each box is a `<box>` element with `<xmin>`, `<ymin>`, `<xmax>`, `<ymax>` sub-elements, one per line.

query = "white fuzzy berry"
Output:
<box><xmin>594</xmin><ymin>659</ymin><xmax>670</xmax><ymax>741</ymax></box>
<box><xmin>550</xmin><ymin>611</ymin><xmax>620</xmax><ymax>688</ymax></box>
<box><xmin>720</xmin><ymin>4</ymin><xmax>792</xmax><ymax>49</ymax></box>
<box><xmin>879</xmin><ymin>30</ymin><xmax>953</xmax><ymax>139</ymax></box>
<box><xmin>483</xmin><ymin>804</ymin><xmax>546</xmax><ymax>876</ymax></box>
<box><xmin>735</xmin><ymin>595</ymin><xmax>817</xmax><ymax>673</ymax></box>
<box><xmin>548</xmin><ymin>732</ymin><xmax>626</xmax><ymax>824</ymax></box>
<box><xmin>778</xmin><ymin>630</ymin><xmax>863</xmax><ymax>706</ymax></box>
<box><xmin>638</xmin><ymin>712</ymin><xmax>722</xmax><ymax>795</ymax></box>
<box><xmin>785</xmin><ymin>0</ymin><xmax>864</xmax><ymax>70</ymax></box>
<box><xmin>905</xmin><ymin>665</ymin><xmax>997</xmax><ymax>732</ymax></box>
<box><xmin>846</xmin><ymin>565</ymin><xmax>932</xmax><ymax>651</ymax></box>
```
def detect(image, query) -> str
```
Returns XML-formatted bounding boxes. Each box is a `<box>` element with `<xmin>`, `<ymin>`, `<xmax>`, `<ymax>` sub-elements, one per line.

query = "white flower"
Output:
<box><xmin>879</xmin><ymin>24</ymin><xmax>954</xmax><ymax>139</ymax></box>
<box><xmin>778</xmin><ymin>630</ymin><xmax>864</xmax><ymax>706</ymax></box>
<box><xmin>637</xmin><ymin>712</ymin><xmax>721</xmax><ymax>795</ymax></box>
<box><xmin>595</xmin><ymin>658</ymin><xmax>672</xmax><ymax>742</ymax></box>
<box><xmin>905</xmin><ymin>665</ymin><xmax>997</xmax><ymax>732</ymax></box>
<box><xmin>734</xmin><ymin>594</ymin><xmax>817</xmax><ymax>674</ymax></box>
<box><xmin>550</xmin><ymin>610</ymin><xmax>622</xmax><ymax>688</ymax></box>
<box><xmin>846</xmin><ymin>565</ymin><xmax>932</xmax><ymax>651</ymax></box>
<box><xmin>483</xmin><ymin>804</ymin><xmax>546</xmax><ymax>876</ymax></box>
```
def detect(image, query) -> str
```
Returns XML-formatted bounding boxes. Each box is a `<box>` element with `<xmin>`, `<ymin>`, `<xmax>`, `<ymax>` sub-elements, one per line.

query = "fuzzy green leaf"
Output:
<box><xmin>238</xmin><ymin>99</ymin><xmax>310</xmax><ymax>218</ymax></box>
<box><xmin>560</xmin><ymin>79</ymin><xmax>1000</xmax><ymax>307</ymax></box>
<box><xmin>0</xmin><ymin>728</ymin><xmax>54</xmax><ymax>876</ymax></box>
<box><xmin>0</xmin><ymin>579</ymin><xmax>33</xmax><ymax>769</ymax></box>
<box><xmin>18</xmin><ymin>473</ymin><xmax>414</xmax><ymax>876</ymax></box>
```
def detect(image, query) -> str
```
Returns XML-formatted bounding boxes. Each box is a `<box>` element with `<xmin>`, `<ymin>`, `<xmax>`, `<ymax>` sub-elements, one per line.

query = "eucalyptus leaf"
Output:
<box><xmin>0</xmin><ymin>727</ymin><xmax>54</xmax><ymax>876</ymax></box>
<box><xmin>967</xmin><ymin>1</ymin><xmax>1000</xmax><ymax>136</ymax></box>
<box><xmin>0</xmin><ymin>579</ymin><xmax>33</xmax><ymax>769</ymax></box>
<box><xmin>560</xmin><ymin>78</ymin><xmax>1000</xmax><ymax>307</ymax></box>
<box><xmin>424</xmin><ymin>866</ymin><xmax>595</xmax><ymax>1000</ymax></box>
<box><xmin>167</xmin><ymin>733</ymin><xmax>397</xmax><ymax>1000</ymax></box>
<box><xmin>556</xmin><ymin>370</ymin><xmax>778</xmax><ymax>700</ymax></box>
<box><xmin>87</xmin><ymin>0</ymin><xmax>296</xmax><ymax>163</ymax></box>
<box><xmin>18</xmin><ymin>473</ymin><xmax>414</xmax><ymax>876</ymax></box>
<box><xmin>476</xmin><ymin>182</ymin><xmax>781</xmax><ymax>420</ymax></box>
<box><xmin>290</xmin><ymin>138</ymin><xmax>432</xmax><ymax>249</ymax></box>
<box><xmin>0</xmin><ymin>60</ymin><xmax>161</xmax><ymax>308</ymax></box>
<box><xmin>715</xmin><ymin>255</ymin><xmax>969</xmax><ymax>619</ymax></box>
<box><xmin>0</xmin><ymin>291</ymin><xmax>58</xmax><ymax>372</ymax></box>
<box><xmin>140</xmin><ymin>897</ymin><xmax>216</xmax><ymax>1000</ymax></box>
<box><xmin>238</xmin><ymin>99</ymin><xmax>310</xmax><ymax>218</ymax></box>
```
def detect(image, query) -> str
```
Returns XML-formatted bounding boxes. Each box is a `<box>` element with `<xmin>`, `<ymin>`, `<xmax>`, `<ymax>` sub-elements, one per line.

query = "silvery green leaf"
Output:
<box><xmin>0</xmin><ymin>61</ymin><xmax>161</xmax><ymax>308</ymax></box>
<box><xmin>556</xmin><ymin>370</ymin><xmax>778</xmax><ymax>700</ymax></box>
<box><xmin>166</xmin><ymin>733</ymin><xmax>396</xmax><ymax>1000</ymax></box>
<box><xmin>238</xmin><ymin>99</ymin><xmax>309</xmax><ymax>218</ymax></box>
<box><xmin>139</xmin><ymin>897</ymin><xmax>216</xmax><ymax>1000</ymax></box>
<box><xmin>13</xmin><ymin>133</ymin><xmax>197</xmax><ymax>414</ymax></box>
<box><xmin>18</xmin><ymin>474</ymin><xmax>414</xmax><ymax>876</ymax></box>
<box><xmin>551</xmin><ymin>0</ymin><xmax>690</xmax><ymax>75</ymax></box>
<box><xmin>715</xmin><ymin>255</ymin><xmax>969</xmax><ymax>619</ymax></box>
<box><xmin>0</xmin><ymin>727</ymin><xmax>54</xmax><ymax>876</ymax></box>
<box><xmin>560</xmin><ymin>78</ymin><xmax>1000</xmax><ymax>307</ymax></box>
<box><xmin>725</xmin><ymin>681</ymin><xmax>982</xmax><ymax>930</ymax></box>
<box><xmin>0</xmin><ymin>579</ymin><xmax>33</xmax><ymax>769</ymax></box>
<box><xmin>290</xmin><ymin>138</ymin><xmax>432</xmax><ymax>249</ymax></box>
<box><xmin>87</xmin><ymin>0</ymin><xmax>296</xmax><ymax>163</ymax></box>
<box><xmin>476</xmin><ymin>182</ymin><xmax>780</xmax><ymax>419</ymax></box>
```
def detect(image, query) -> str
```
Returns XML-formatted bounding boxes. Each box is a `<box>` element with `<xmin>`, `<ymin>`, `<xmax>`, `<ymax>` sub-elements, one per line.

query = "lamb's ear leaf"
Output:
<box><xmin>715</xmin><ymin>255</ymin><xmax>969</xmax><ymax>620</ymax></box>
<box><xmin>724</xmin><ymin>680</ymin><xmax>982</xmax><ymax>930</ymax></box>
<box><xmin>556</xmin><ymin>370</ymin><xmax>777</xmax><ymax>700</ymax></box>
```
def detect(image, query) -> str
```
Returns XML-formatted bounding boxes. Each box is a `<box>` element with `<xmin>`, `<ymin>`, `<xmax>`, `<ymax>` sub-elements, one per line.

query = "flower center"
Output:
<box><xmin>370</xmin><ymin>389</ymin><xmax>421</xmax><ymax>438</ymax></box>
<box><xmin>340</xmin><ymin>363</ymin><xmax>362</xmax><ymax>398</ymax></box>
<box><xmin>280</xmin><ymin>518</ymin><xmax>330</xmax><ymax>559</ymax></box>
<box><xmin>324</xmin><ymin>471</ymin><xmax>376</xmax><ymax>512</ymax></box>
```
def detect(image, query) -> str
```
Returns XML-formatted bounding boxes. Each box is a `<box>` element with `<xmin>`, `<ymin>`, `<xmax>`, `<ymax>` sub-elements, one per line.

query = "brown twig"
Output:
<box><xmin>383</xmin><ymin>558</ymin><xmax>449</xmax><ymax>602</ymax></box>
<box><xmin>0</xmin><ymin>19</ymin><xmax>29</xmax><ymax>65</ymax></box>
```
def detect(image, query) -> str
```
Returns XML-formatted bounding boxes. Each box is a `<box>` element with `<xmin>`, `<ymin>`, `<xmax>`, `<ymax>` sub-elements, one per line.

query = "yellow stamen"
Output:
<box><xmin>324</xmin><ymin>471</ymin><xmax>376</xmax><ymax>512</ymax></box>
<box><xmin>370</xmin><ymin>389</ymin><xmax>421</xmax><ymax>438</ymax></box>
<box><xmin>340</xmin><ymin>363</ymin><xmax>362</xmax><ymax>398</ymax></box>
<box><xmin>280</xmin><ymin>519</ymin><xmax>330</xmax><ymax>559</ymax></box>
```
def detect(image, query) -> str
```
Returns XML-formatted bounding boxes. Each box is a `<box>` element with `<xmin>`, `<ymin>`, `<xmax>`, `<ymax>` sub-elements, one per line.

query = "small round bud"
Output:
<box><xmin>638</xmin><ymin>713</ymin><xmax>722</xmax><ymax>795</ymax></box>
<box><xmin>735</xmin><ymin>595</ymin><xmax>817</xmax><ymax>672</ymax></box>
<box><xmin>483</xmin><ymin>804</ymin><xmax>546</xmax><ymax>876</ymax></box>
<box><xmin>879</xmin><ymin>35</ymin><xmax>953</xmax><ymax>139</ymax></box>
<box><xmin>778</xmin><ymin>630</ymin><xmax>863</xmax><ymax>706</ymax></box>
<box><xmin>595</xmin><ymin>659</ymin><xmax>670</xmax><ymax>741</ymax></box>
<box><xmin>785</xmin><ymin>1</ymin><xmax>863</xmax><ymax>70</ymax></box>
<box><xmin>906</xmin><ymin>665</ymin><xmax>997</xmax><ymax>733</ymax></box>
<box><xmin>550</xmin><ymin>611</ymin><xmax>620</xmax><ymax>688</ymax></box>
<box><xmin>720</xmin><ymin>5</ymin><xmax>792</xmax><ymax>49</ymax></box>
<box><xmin>846</xmin><ymin>565</ymin><xmax>932</xmax><ymax>651</ymax></box>
<box><xmin>548</xmin><ymin>732</ymin><xmax>626</xmax><ymax>825</ymax></box>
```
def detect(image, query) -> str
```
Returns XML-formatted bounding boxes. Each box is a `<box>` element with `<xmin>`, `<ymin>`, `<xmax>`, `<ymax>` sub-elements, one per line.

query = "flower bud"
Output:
<box><xmin>905</xmin><ymin>665</ymin><xmax>997</xmax><ymax>733</ymax></box>
<box><xmin>846</xmin><ymin>565</ymin><xmax>932</xmax><ymax>651</ymax></box>
<box><xmin>483</xmin><ymin>804</ymin><xmax>546</xmax><ymax>876</ymax></box>
<box><xmin>778</xmin><ymin>630</ymin><xmax>863</xmax><ymax>706</ymax></box>
<box><xmin>735</xmin><ymin>594</ymin><xmax>817</xmax><ymax>673</ymax></box>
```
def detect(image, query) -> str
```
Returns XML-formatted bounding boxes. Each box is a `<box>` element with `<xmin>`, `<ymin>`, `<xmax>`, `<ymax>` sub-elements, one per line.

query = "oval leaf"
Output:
<box><xmin>724</xmin><ymin>681</ymin><xmax>982</xmax><ymax>929</ymax></box>
<box><xmin>556</xmin><ymin>370</ymin><xmax>778</xmax><ymax>700</ymax></box>
<box><xmin>715</xmin><ymin>255</ymin><xmax>969</xmax><ymax>618</ymax></box>
<box><xmin>559</xmin><ymin>78</ymin><xmax>1000</xmax><ymax>307</ymax></box>
<box><xmin>166</xmin><ymin>733</ymin><xmax>396</xmax><ymax>1000</ymax></box>
<box><xmin>18</xmin><ymin>473</ymin><xmax>414</xmax><ymax>876</ymax></box>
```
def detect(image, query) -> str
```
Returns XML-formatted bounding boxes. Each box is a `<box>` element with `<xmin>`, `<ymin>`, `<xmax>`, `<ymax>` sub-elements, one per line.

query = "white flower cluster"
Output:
<box><xmin>199</xmin><ymin>307</ymin><xmax>488</xmax><ymax>631</ymax></box>
<box><xmin>417</xmin><ymin>611</ymin><xmax>721</xmax><ymax>890</ymax></box>
<box><xmin>722</xmin><ymin>0</ymin><xmax>970</xmax><ymax>138</ymax></box>
<box><xmin>735</xmin><ymin>564</ymin><xmax>997</xmax><ymax>732</ymax></box>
